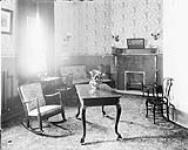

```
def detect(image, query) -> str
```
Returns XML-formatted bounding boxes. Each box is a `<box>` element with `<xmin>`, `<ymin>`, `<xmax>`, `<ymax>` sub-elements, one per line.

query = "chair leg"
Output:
<box><xmin>59</xmin><ymin>91</ymin><xmax>66</xmax><ymax>121</ymax></box>
<box><xmin>166</xmin><ymin>105</ymin><xmax>169</xmax><ymax>121</ymax></box>
<box><xmin>153</xmin><ymin>105</ymin><xmax>156</xmax><ymax>124</ymax></box>
<box><xmin>161</xmin><ymin>104</ymin><xmax>164</xmax><ymax>117</ymax></box>
<box><xmin>61</xmin><ymin>109</ymin><xmax>66</xmax><ymax>121</ymax></box>
<box><xmin>146</xmin><ymin>100</ymin><xmax>148</xmax><ymax>117</ymax></box>
<box><xmin>24</xmin><ymin>117</ymin><xmax>30</xmax><ymax>128</ymax></box>
<box><xmin>37</xmin><ymin>116</ymin><xmax>43</xmax><ymax>132</ymax></box>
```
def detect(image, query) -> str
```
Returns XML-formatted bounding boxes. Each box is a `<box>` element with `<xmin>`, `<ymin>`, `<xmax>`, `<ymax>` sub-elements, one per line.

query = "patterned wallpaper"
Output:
<box><xmin>55</xmin><ymin>0</ymin><xmax>163</xmax><ymax>56</ymax></box>
<box><xmin>111</xmin><ymin>0</ymin><xmax>163</xmax><ymax>52</ymax></box>
<box><xmin>55</xmin><ymin>0</ymin><xmax>112</xmax><ymax>56</ymax></box>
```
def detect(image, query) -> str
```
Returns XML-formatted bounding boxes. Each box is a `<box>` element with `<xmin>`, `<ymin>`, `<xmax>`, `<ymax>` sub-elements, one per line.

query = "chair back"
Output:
<box><xmin>18</xmin><ymin>82</ymin><xmax>46</xmax><ymax>112</ymax></box>
<box><xmin>154</xmin><ymin>84</ymin><xmax>163</xmax><ymax>97</ymax></box>
<box><xmin>151</xmin><ymin>78</ymin><xmax>173</xmax><ymax>99</ymax></box>
<box><xmin>163</xmin><ymin>78</ymin><xmax>173</xmax><ymax>98</ymax></box>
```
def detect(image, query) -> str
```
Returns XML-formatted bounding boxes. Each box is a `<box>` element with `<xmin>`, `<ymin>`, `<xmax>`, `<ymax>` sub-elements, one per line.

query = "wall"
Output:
<box><xmin>1</xmin><ymin>0</ymin><xmax>54</xmax><ymax>122</ymax></box>
<box><xmin>1</xmin><ymin>0</ymin><xmax>21</xmax><ymax>122</ymax></box>
<box><xmin>164</xmin><ymin>0</ymin><xmax>188</xmax><ymax>128</ymax></box>
<box><xmin>1</xmin><ymin>0</ymin><xmax>17</xmax><ymax>57</ymax></box>
<box><xmin>1</xmin><ymin>0</ymin><xmax>17</xmax><ymax>75</ymax></box>
<box><xmin>55</xmin><ymin>0</ymin><xmax>163</xmax><ymax>56</ymax></box>
<box><xmin>54</xmin><ymin>0</ymin><xmax>163</xmax><ymax>77</ymax></box>
<box><xmin>54</xmin><ymin>0</ymin><xmax>114</xmax><ymax>73</ymax></box>
<box><xmin>111</xmin><ymin>0</ymin><xmax>163</xmax><ymax>52</ymax></box>
<box><xmin>55</xmin><ymin>0</ymin><xmax>112</xmax><ymax>56</ymax></box>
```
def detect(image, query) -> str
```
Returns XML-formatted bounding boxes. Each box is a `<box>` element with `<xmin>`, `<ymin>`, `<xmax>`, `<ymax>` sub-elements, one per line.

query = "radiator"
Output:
<box><xmin>1</xmin><ymin>70</ymin><xmax>15</xmax><ymax>113</ymax></box>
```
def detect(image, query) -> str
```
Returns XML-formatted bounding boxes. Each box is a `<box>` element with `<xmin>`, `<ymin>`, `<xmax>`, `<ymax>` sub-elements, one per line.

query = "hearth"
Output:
<box><xmin>124</xmin><ymin>71</ymin><xmax>145</xmax><ymax>90</ymax></box>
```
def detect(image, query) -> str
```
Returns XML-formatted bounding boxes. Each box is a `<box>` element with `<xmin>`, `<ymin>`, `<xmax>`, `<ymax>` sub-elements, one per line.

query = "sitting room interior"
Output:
<box><xmin>1</xmin><ymin>0</ymin><xmax>188</xmax><ymax>149</ymax></box>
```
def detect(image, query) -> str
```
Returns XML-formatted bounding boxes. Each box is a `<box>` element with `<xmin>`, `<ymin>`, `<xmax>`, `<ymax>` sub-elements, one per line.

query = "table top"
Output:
<box><xmin>75</xmin><ymin>83</ymin><xmax>121</xmax><ymax>100</ymax></box>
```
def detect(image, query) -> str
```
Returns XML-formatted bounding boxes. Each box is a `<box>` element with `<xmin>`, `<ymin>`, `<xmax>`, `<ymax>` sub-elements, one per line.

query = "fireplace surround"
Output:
<box><xmin>124</xmin><ymin>71</ymin><xmax>145</xmax><ymax>90</ymax></box>
<box><xmin>112</xmin><ymin>47</ymin><xmax>160</xmax><ymax>90</ymax></box>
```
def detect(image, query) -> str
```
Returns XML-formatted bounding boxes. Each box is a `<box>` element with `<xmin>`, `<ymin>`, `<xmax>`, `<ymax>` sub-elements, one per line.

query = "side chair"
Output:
<box><xmin>18</xmin><ymin>82</ymin><xmax>66</xmax><ymax>133</ymax></box>
<box><xmin>144</xmin><ymin>78</ymin><xmax>173</xmax><ymax>124</ymax></box>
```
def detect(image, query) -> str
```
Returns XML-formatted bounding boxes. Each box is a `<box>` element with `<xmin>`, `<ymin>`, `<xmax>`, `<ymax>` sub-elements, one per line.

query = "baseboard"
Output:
<box><xmin>169</xmin><ymin>107</ymin><xmax>188</xmax><ymax>129</ymax></box>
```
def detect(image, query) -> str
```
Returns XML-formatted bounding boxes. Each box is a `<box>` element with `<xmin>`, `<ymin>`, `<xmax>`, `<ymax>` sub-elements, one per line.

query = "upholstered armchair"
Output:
<box><xmin>18</xmin><ymin>82</ymin><xmax>66</xmax><ymax>133</ymax></box>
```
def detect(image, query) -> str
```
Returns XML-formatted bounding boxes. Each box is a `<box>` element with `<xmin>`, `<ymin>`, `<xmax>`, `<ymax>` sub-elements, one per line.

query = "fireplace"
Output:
<box><xmin>124</xmin><ymin>71</ymin><xmax>145</xmax><ymax>90</ymax></box>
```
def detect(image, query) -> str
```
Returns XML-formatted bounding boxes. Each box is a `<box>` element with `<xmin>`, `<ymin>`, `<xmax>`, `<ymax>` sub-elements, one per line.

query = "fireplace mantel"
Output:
<box><xmin>112</xmin><ymin>47</ymin><xmax>159</xmax><ymax>90</ymax></box>
<box><xmin>112</xmin><ymin>47</ymin><xmax>157</xmax><ymax>55</ymax></box>
<box><xmin>116</xmin><ymin>53</ymin><xmax>157</xmax><ymax>56</ymax></box>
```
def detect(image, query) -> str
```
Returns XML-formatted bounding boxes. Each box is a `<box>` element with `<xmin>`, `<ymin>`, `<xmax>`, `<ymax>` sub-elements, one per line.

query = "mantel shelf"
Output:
<box><xmin>112</xmin><ymin>47</ymin><xmax>157</xmax><ymax>56</ymax></box>
<box><xmin>113</xmin><ymin>53</ymin><xmax>158</xmax><ymax>56</ymax></box>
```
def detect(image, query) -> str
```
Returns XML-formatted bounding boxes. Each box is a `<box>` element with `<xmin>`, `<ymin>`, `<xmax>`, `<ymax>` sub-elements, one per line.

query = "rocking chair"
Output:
<box><xmin>18</xmin><ymin>82</ymin><xmax>66</xmax><ymax>133</ymax></box>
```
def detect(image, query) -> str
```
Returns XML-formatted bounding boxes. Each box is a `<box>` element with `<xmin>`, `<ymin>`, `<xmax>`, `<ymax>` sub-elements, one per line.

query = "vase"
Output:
<box><xmin>89</xmin><ymin>80</ymin><xmax>100</xmax><ymax>89</ymax></box>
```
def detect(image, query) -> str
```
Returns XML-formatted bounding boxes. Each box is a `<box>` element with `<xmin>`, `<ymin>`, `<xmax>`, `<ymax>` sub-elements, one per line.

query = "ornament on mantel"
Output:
<box><xmin>112</xmin><ymin>34</ymin><xmax>125</xmax><ymax>48</ymax></box>
<box><xmin>112</xmin><ymin>35</ymin><xmax>120</xmax><ymax>42</ymax></box>
<box><xmin>149</xmin><ymin>32</ymin><xmax>161</xmax><ymax>53</ymax></box>
<box><xmin>151</xmin><ymin>33</ymin><xmax>160</xmax><ymax>41</ymax></box>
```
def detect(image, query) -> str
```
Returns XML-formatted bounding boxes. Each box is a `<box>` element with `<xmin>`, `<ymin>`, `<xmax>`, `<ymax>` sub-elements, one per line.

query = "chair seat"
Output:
<box><xmin>28</xmin><ymin>105</ymin><xmax>62</xmax><ymax>117</ymax></box>
<box><xmin>143</xmin><ymin>92</ymin><xmax>163</xmax><ymax>97</ymax></box>
<box><xmin>147</xmin><ymin>97</ymin><xmax>166</xmax><ymax>105</ymax></box>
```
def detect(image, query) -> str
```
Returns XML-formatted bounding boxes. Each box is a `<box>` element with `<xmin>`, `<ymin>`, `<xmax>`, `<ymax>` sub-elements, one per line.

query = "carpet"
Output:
<box><xmin>2</xmin><ymin>95</ymin><xmax>188</xmax><ymax>150</ymax></box>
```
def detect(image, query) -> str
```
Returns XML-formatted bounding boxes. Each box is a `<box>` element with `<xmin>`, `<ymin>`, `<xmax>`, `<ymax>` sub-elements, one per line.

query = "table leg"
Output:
<box><xmin>115</xmin><ymin>103</ymin><xmax>122</xmax><ymax>140</ymax></box>
<box><xmin>102</xmin><ymin>105</ymin><xmax>107</xmax><ymax>116</ymax></box>
<box><xmin>76</xmin><ymin>97</ymin><xmax>81</xmax><ymax>119</ymax></box>
<box><xmin>76</xmin><ymin>105</ymin><xmax>81</xmax><ymax>119</ymax></box>
<box><xmin>80</xmin><ymin>106</ymin><xmax>86</xmax><ymax>144</ymax></box>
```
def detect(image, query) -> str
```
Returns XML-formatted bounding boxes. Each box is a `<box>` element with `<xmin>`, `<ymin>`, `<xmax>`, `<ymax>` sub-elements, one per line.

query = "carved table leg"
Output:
<box><xmin>80</xmin><ymin>106</ymin><xmax>86</xmax><ymax>144</ymax></box>
<box><xmin>115</xmin><ymin>103</ymin><xmax>122</xmax><ymax>140</ymax></box>
<box><xmin>76</xmin><ymin>98</ymin><xmax>81</xmax><ymax>119</ymax></box>
<box><xmin>76</xmin><ymin>106</ymin><xmax>81</xmax><ymax>119</ymax></box>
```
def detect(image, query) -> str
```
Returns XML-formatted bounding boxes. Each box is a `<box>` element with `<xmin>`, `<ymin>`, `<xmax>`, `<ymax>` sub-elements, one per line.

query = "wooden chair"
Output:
<box><xmin>18</xmin><ymin>82</ymin><xmax>66</xmax><ymax>133</ymax></box>
<box><xmin>144</xmin><ymin>78</ymin><xmax>173</xmax><ymax>124</ymax></box>
<box><xmin>142</xmin><ymin>82</ymin><xmax>157</xmax><ymax>97</ymax></box>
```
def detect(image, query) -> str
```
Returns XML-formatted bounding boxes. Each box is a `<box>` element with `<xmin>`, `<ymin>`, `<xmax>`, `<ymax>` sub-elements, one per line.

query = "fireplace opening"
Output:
<box><xmin>124</xmin><ymin>71</ymin><xmax>145</xmax><ymax>90</ymax></box>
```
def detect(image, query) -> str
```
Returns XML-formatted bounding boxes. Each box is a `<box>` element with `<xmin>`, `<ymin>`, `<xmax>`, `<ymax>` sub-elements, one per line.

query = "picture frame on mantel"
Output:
<box><xmin>127</xmin><ymin>38</ymin><xmax>145</xmax><ymax>49</ymax></box>
<box><xmin>1</xmin><ymin>8</ymin><xmax>13</xmax><ymax>34</ymax></box>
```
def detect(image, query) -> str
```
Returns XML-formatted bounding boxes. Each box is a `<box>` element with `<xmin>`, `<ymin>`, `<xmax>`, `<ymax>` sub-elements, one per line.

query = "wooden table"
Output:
<box><xmin>75</xmin><ymin>83</ymin><xmax>122</xmax><ymax>144</ymax></box>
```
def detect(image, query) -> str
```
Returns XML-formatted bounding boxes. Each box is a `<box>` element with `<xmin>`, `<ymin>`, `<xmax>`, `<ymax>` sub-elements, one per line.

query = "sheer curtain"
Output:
<box><xmin>21</xmin><ymin>14</ymin><xmax>47</xmax><ymax>78</ymax></box>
